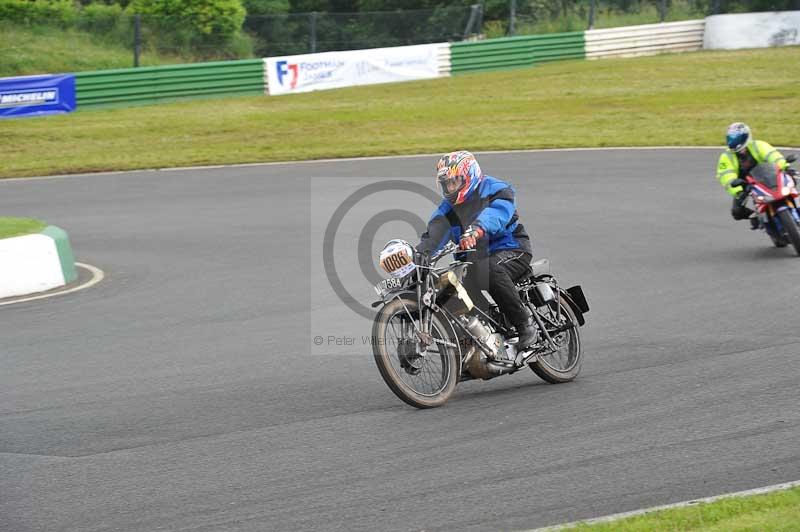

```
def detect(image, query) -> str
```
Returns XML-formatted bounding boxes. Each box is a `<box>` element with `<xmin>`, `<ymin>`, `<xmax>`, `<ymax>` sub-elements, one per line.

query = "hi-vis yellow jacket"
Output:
<box><xmin>717</xmin><ymin>140</ymin><xmax>788</xmax><ymax>197</ymax></box>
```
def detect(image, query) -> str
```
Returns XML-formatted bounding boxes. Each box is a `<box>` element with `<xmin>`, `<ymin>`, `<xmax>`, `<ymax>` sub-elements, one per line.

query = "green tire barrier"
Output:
<box><xmin>41</xmin><ymin>225</ymin><xmax>77</xmax><ymax>284</ymax></box>
<box><xmin>450</xmin><ymin>32</ymin><xmax>585</xmax><ymax>74</ymax></box>
<box><xmin>75</xmin><ymin>59</ymin><xmax>265</xmax><ymax>108</ymax></box>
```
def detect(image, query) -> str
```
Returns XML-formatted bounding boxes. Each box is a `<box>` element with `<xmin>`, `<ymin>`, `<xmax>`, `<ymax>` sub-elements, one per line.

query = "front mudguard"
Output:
<box><xmin>371</xmin><ymin>289</ymin><xmax>417</xmax><ymax>309</ymax></box>
<box><xmin>372</xmin><ymin>290</ymin><xmax>464</xmax><ymax>360</ymax></box>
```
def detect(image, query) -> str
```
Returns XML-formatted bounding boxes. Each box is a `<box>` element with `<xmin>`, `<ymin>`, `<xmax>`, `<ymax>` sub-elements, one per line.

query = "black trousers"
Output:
<box><xmin>461</xmin><ymin>250</ymin><xmax>532</xmax><ymax>329</ymax></box>
<box><xmin>731</xmin><ymin>195</ymin><xmax>753</xmax><ymax>220</ymax></box>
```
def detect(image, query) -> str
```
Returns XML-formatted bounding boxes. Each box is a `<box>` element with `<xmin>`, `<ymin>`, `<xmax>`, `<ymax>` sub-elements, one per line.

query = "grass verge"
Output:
<box><xmin>568</xmin><ymin>485</ymin><xmax>800</xmax><ymax>531</ymax></box>
<box><xmin>0</xmin><ymin>217</ymin><xmax>47</xmax><ymax>239</ymax></box>
<box><xmin>2</xmin><ymin>46</ymin><xmax>799</xmax><ymax>178</ymax></box>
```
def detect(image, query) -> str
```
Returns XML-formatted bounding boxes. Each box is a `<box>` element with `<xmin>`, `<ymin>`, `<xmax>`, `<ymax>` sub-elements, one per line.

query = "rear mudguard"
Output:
<box><xmin>560</xmin><ymin>285</ymin><xmax>589</xmax><ymax>327</ymax></box>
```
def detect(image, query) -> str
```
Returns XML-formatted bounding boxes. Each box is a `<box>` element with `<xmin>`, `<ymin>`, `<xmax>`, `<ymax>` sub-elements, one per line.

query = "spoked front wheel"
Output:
<box><xmin>777</xmin><ymin>209</ymin><xmax>800</xmax><ymax>256</ymax></box>
<box><xmin>372</xmin><ymin>298</ymin><xmax>459</xmax><ymax>408</ymax></box>
<box><xmin>528</xmin><ymin>296</ymin><xmax>582</xmax><ymax>383</ymax></box>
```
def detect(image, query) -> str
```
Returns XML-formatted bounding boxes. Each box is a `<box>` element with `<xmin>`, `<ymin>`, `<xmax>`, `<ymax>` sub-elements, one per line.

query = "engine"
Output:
<box><xmin>462</xmin><ymin>316</ymin><xmax>517</xmax><ymax>379</ymax></box>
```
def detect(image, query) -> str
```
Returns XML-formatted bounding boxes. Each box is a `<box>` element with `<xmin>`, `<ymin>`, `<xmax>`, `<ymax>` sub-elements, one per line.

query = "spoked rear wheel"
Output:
<box><xmin>372</xmin><ymin>298</ymin><xmax>459</xmax><ymax>408</ymax></box>
<box><xmin>528</xmin><ymin>296</ymin><xmax>582</xmax><ymax>383</ymax></box>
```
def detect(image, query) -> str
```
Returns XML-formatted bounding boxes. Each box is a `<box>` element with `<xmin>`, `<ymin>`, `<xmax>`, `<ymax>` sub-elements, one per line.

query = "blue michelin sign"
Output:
<box><xmin>0</xmin><ymin>74</ymin><xmax>76</xmax><ymax>119</ymax></box>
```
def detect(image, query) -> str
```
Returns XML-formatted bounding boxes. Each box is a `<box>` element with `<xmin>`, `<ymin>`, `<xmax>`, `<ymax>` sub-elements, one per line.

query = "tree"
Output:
<box><xmin>129</xmin><ymin>0</ymin><xmax>246</xmax><ymax>42</ymax></box>
<box><xmin>243</xmin><ymin>0</ymin><xmax>289</xmax><ymax>16</ymax></box>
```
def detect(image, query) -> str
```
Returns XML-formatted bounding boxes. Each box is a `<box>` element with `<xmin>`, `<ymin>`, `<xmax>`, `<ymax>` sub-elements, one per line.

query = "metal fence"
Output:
<box><xmin>244</xmin><ymin>6</ymin><xmax>482</xmax><ymax>58</ymax></box>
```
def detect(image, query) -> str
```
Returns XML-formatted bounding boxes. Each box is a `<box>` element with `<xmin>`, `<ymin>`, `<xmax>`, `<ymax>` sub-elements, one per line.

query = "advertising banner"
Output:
<box><xmin>266</xmin><ymin>44</ymin><xmax>442</xmax><ymax>96</ymax></box>
<box><xmin>704</xmin><ymin>11</ymin><xmax>800</xmax><ymax>50</ymax></box>
<box><xmin>0</xmin><ymin>74</ymin><xmax>76</xmax><ymax>119</ymax></box>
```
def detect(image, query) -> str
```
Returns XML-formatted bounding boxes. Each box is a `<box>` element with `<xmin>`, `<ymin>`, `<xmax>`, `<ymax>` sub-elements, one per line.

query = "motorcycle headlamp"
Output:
<box><xmin>379</xmin><ymin>239</ymin><xmax>416</xmax><ymax>278</ymax></box>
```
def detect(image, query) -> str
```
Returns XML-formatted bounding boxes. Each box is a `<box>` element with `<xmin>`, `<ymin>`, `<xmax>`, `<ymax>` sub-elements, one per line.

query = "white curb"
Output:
<box><xmin>0</xmin><ymin>225</ymin><xmax>77</xmax><ymax>299</ymax></box>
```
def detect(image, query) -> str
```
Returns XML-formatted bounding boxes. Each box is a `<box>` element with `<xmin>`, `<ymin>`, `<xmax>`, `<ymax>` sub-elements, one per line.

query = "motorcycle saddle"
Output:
<box><xmin>517</xmin><ymin>258</ymin><xmax>550</xmax><ymax>284</ymax></box>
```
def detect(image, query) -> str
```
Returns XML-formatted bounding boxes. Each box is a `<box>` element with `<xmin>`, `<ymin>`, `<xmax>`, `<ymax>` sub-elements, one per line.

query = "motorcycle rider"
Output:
<box><xmin>717</xmin><ymin>122</ymin><xmax>796</xmax><ymax>227</ymax></box>
<box><xmin>416</xmin><ymin>150</ymin><xmax>538</xmax><ymax>350</ymax></box>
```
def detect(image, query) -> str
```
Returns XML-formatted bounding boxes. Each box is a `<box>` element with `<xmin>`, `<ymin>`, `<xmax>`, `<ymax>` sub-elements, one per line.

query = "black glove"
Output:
<box><xmin>786</xmin><ymin>167</ymin><xmax>798</xmax><ymax>178</ymax></box>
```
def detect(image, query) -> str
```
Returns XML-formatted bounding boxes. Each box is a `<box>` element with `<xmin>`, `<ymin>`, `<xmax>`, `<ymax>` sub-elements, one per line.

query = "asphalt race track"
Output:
<box><xmin>2</xmin><ymin>149</ymin><xmax>799</xmax><ymax>531</ymax></box>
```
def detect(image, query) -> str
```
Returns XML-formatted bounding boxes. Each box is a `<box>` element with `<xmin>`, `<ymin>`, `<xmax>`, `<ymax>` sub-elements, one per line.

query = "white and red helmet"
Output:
<box><xmin>436</xmin><ymin>150</ymin><xmax>483</xmax><ymax>205</ymax></box>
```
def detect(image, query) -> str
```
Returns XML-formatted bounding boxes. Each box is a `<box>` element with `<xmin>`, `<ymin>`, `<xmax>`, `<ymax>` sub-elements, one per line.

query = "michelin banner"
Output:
<box><xmin>0</xmin><ymin>74</ymin><xmax>76</xmax><ymax>119</ymax></box>
<box><xmin>266</xmin><ymin>44</ymin><xmax>442</xmax><ymax>96</ymax></box>
<box><xmin>704</xmin><ymin>11</ymin><xmax>800</xmax><ymax>49</ymax></box>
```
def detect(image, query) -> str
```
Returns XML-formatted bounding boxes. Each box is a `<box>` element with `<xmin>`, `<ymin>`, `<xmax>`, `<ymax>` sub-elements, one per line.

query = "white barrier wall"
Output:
<box><xmin>0</xmin><ymin>233</ymin><xmax>66</xmax><ymax>299</ymax></box>
<box><xmin>265</xmin><ymin>43</ymin><xmax>450</xmax><ymax>96</ymax></box>
<box><xmin>586</xmin><ymin>20</ymin><xmax>705</xmax><ymax>59</ymax></box>
<box><xmin>704</xmin><ymin>11</ymin><xmax>800</xmax><ymax>49</ymax></box>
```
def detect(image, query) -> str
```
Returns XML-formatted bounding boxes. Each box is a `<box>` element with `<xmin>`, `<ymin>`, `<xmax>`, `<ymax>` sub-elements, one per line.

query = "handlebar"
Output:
<box><xmin>428</xmin><ymin>241</ymin><xmax>459</xmax><ymax>263</ymax></box>
<box><xmin>422</xmin><ymin>241</ymin><xmax>476</xmax><ymax>266</ymax></box>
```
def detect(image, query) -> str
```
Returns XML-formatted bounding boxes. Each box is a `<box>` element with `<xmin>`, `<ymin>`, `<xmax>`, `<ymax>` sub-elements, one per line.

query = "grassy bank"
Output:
<box><xmin>571</xmin><ymin>485</ymin><xmax>800</xmax><ymax>530</ymax></box>
<box><xmin>0</xmin><ymin>217</ymin><xmax>47</xmax><ymax>239</ymax></box>
<box><xmin>2</xmin><ymin>46</ymin><xmax>799</xmax><ymax>178</ymax></box>
<box><xmin>485</xmin><ymin>0</ymin><xmax>704</xmax><ymax>37</ymax></box>
<box><xmin>0</xmin><ymin>23</ymin><xmax>187</xmax><ymax>77</ymax></box>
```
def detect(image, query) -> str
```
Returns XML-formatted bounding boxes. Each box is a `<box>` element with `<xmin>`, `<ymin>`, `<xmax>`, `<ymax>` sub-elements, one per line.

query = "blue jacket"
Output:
<box><xmin>418</xmin><ymin>176</ymin><xmax>532</xmax><ymax>258</ymax></box>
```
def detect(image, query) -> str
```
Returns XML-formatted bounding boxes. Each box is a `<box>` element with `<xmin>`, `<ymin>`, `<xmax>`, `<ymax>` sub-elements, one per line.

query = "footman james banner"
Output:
<box><xmin>0</xmin><ymin>74</ymin><xmax>76</xmax><ymax>119</ymax></box>
<box><xmin>266</xmin><ymin>44</ymin><xmax>441</xmax><ymax>96</ymax></box>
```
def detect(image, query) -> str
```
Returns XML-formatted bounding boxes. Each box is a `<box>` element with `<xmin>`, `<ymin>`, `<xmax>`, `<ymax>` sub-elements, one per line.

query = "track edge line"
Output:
<box><xmin>529</xmin><ymin>479</ymin><xmax>800</xmax><ymax>531</ymax></box>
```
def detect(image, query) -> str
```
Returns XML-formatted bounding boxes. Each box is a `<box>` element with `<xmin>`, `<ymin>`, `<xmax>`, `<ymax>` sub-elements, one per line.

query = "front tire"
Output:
<box><xmin>769</xmin><ymin>234</ymin><xmax>789</xmax><ymax>248</ymax></box>
<box><xmin>529</xmin><ymin>296</ymin><xmax>583</xmax><ymax>383</ymax></box>
<box><xmin>777</xmin><ymin>209</ymin><xmax>800</xmax><ymax>256</ymax></box>
<box><xmin>372</xmin><ymin>298</ymin><xmax>459</xmax><ymax>408</ymax></box>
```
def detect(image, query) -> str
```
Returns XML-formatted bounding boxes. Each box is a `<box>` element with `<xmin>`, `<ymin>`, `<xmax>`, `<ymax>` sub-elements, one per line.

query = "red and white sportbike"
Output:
<box><xmin>730</xmin><ymin>156</ymin><xmax>800</xmax><ymax>255</ymax></box>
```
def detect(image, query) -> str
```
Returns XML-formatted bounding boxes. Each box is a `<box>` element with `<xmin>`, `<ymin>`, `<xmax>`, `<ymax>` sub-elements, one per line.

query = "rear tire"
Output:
<box><xmin>529</xmin><ymin>296</ymin><xmax>583</xmax><ymax>383</ymax></box>
<box><xmin>372</xmin><ymin>298</ymin><xmax>459</xmax><ymax>408</ymax></box>
<box><xmin>777</xmin><ymin>209</ymin><xmax>800</xmax><ymax>256</ymax></box>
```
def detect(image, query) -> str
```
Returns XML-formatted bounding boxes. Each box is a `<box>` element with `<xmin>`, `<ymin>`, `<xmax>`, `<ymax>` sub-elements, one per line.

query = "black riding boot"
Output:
<box><xmin>516</xmin><ymin>318</ymin><xmax>538</xmax><ymax>351</ymax></box>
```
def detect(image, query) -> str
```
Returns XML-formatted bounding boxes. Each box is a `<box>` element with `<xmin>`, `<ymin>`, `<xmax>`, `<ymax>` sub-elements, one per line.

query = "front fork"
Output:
<box><xmin>765</xmin><ymin>199</ymin><xmax>800</xmax><ymax>231</ymax></box>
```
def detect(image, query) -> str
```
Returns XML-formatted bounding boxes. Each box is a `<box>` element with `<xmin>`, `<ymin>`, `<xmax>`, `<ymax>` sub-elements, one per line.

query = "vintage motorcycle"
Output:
<box><xmin>370</xmin><ymin>239</ymin><xmax>589</xmax><ymax>408</ymax></box>
<box><xmin>730</xmin><ymin>155</ymin><xmax>800</xmax><ymax>255</ymax></box>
